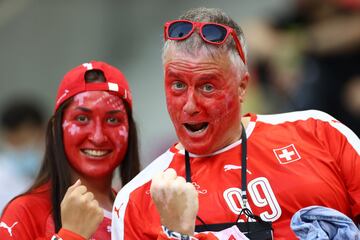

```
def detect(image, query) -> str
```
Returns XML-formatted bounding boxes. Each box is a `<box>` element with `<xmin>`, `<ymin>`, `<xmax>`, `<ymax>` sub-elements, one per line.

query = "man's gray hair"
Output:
<box><xmin>162</xmin><ymin>7</ymin><xmax>248</xmax><ymax>74</ymax></box>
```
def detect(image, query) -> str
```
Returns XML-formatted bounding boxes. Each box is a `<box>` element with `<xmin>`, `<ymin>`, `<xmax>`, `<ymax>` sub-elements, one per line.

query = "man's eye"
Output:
<box><xmin>76</xmin><ymin>115</ymin><xmax>89</xmax><ymax>122</ymax></box>
<box><xmin>201</xmin><ymin>83</ymin><xmax>215</xmax><ymax>93</ymax></box>
<box><xmin>107</xmin><ymin>117</ymin><xmax>119</xmax><ymax>124</ymax></box>
<box><xmin>172</xmin><ymin>81</ymin><xmax>186</xmax><ymax>90</ymax></box>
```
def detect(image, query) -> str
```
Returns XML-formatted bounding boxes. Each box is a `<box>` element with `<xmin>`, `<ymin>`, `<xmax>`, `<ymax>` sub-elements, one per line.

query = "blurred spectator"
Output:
<box><xmin>0</xmin><ymin>98</ymin><xmax>46</xmax><ymax>213</ymax></box>
<box><xmin>245</xmin><ymin>0</ymin><xmax>360</xmax><ymax>135</ymax></box>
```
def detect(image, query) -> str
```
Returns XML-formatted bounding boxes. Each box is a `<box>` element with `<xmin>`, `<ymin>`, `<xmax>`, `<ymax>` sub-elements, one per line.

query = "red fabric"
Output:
<box><xmin>0</xmin><ymin>183</ymin><xmax>112</xmax><ymax>240</ymax></box>
<box><xmin>112</xmin><ymin>110</ymin><xmax>360</xmax><ymax>240</ymax></box>
<box><xmin>195</xmin><ymin>233</ymin><xmax>218</xmax><ymax>240</ymax></box>
<box><xmin>54</xmin><ymin>60</ymin><xmax>132</xmax><ymax>112</ymax></box>
<box><xmin>58</xmin><ymin>228</ymin><xmax>85</xmax><ymax>240</ymax></box>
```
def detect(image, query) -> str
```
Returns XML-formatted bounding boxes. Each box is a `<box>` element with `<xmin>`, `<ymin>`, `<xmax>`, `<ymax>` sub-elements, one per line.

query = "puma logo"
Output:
<box><xmin>0</xmin><ymin>221</ymin><xmax>18</xmax><ymax>236</ymax></box>
<box><xmin>114</xmin><ymin>203</ymin><xmax>123</xmax><ymax>219</ymax></box>
<box><xmin>192</xmin><ymin>182</ymin><xmax>207</xmax><ymax>194</ymax></box>
<box><xmin>224</xmin><ymin>164</ymin><xmax>252</xmax><ymax>174</ymax></box>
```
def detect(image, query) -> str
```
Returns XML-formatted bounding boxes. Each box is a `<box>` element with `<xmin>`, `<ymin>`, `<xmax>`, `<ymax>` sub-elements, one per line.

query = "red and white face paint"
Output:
<box><xmin>62</xmin><ymin>91</ymin><xmax>129</xmax><ymax>178</ymax></box>
<box><xmin>164</xmin><ymin>51</ymin><xmax>245</xmax><ymax>155</ymax></box>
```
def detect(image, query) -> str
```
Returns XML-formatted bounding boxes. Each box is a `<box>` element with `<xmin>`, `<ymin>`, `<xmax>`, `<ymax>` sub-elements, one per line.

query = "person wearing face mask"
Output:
<box><xmin>0</xmin><ymin>100</ymin><xmax>45</xmax><ymax>213</ymax></box>
<box><xmin>112</xmin><ymin>7</ymin><xmax>360</xmax><ymax>240</ymax></box>
<box><xmin>0</xmin><ymin>61</ymin><xmax>140</xmax><ymax>240</ymax></box>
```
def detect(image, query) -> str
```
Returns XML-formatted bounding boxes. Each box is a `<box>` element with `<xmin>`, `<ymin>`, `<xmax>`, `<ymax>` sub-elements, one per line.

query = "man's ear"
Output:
<box><xmin>238</xmin><ymin>72</ymin><xmax>250</xmax><ymax>103</ymax></box>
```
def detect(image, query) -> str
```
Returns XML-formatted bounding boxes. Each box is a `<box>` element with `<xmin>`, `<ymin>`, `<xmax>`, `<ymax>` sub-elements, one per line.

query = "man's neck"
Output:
<box><xmin>241</xmin><ymin>115</ymin><xmax>250</xmax><ymax>130</ymax></box>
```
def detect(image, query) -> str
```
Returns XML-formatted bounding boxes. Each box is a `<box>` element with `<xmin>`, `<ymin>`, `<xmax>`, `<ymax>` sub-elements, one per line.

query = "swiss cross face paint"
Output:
<box><xmin>62</xmin><ymin>91</ymin><xmax>129</xmax><ymax>178</ymax></box>
<box><xmin>164</xmin><ymin>51</ymin><xmax>243</xmax><ymax>155</ymax></box>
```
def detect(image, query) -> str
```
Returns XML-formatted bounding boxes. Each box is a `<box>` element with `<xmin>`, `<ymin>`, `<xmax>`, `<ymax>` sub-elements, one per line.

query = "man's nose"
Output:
<box><xmin>89</xmin><ymin>118</ymin><xmax>108</xmax><ymax>144</ymax></box>
<box><xmin>183</xmin><ymin>91</ymin><xmax>200</xmax><ymax>116</ymax></box>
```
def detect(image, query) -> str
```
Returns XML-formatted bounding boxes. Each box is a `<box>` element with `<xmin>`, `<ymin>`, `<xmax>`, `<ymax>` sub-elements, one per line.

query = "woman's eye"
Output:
<box><xmin>172</xmin><ymin>81</ymin><xmax>186</xmax><ymax>91</ymax></box>
<box><xmin>107</xmin><ymin>117</ymin><xmax>119</xmax><ymax>124</ymax></box>
<box><xmin>76</xmin><ymin>115</ymin><xmax>89</xmax><ymax>123</ymax></box>
<box><xmin>201</xmin><ymin>83</ymin><xmax>215</xmax><ymax>93</ymax></box>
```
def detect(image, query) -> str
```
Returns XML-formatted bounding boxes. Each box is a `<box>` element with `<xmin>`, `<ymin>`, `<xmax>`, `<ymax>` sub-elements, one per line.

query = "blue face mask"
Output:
<box><xmin>1</xmin><ymin>147</ymin><xmax>43</xmax><ymax>179</ymax></box>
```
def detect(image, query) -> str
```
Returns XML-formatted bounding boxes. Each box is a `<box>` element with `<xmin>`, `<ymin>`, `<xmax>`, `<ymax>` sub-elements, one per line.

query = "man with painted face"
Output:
<box><xmin>112</xmin><ymin>7</ymin><xmax>360</xmax><ymax>240</ymax></box>
<box><xmin>0</xmin><ymin>61</ymin><xmax>140</xmax><ymax>240</ymax></box>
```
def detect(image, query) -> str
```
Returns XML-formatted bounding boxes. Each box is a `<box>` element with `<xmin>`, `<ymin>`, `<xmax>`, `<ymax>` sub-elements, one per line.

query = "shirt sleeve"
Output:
<box><xmin>1</xmin><ymin>198</ymin><xmax>39</xmax><ymax>239</ymax></box>
<box><xmin>114</xmin><ymin>199</ymin><xmax>219</xmax><ymax>240</ymax></box>
<box><xmin>1</xmin><ymin>198</ymin><xmax>87</xmax><ymax>240</ymax></box>
<box><xmin>112</xmin><ymin>196</ymin><xmax>157</xmax><ymax>240</ymax></box>
<box><xmin>319</xmin><ymin>116</ymin><xmax>360</xmax><ymax>219</ymax></box>
<box><xmin>123</xmin><ymin>199</ymin><xmax>146</xmax><ymax>239</ymax></box>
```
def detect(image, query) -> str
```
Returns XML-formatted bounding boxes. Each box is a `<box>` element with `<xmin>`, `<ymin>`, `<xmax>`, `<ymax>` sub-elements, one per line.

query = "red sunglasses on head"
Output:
<box><xmin>164</xmin><ymin>20</ymin><xmax>246</xmax><ymax>64</ymax></box>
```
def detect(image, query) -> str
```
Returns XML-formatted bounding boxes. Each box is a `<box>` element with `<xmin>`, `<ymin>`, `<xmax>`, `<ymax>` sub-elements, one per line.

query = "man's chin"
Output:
<box><xmin>180</xmin><ymin>140</ymin><xmax>214</xmax><ymax>155</ymax></box>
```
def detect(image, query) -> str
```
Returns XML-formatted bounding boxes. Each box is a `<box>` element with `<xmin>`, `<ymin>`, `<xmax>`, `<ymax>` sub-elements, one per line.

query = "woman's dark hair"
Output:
<box><xmin>24</xmin><ymin>69</ymin><xmax>140</xmax><ymax>231</ymax></box>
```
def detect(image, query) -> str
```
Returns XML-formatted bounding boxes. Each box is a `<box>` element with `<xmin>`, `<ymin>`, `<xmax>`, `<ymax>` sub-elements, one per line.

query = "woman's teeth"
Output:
<box><xmin>82</xmin><ymin>149</ymin><xmax>110</xmax><ymax>157</ymax></box>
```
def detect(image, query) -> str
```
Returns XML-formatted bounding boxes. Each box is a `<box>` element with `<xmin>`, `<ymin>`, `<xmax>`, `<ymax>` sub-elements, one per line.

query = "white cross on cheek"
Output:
<box><xmin>278</xmin><ymin>149</ymin><xmax>295</xmax><ymax>161</ymax></box>
<box><xmin>68</xmin><ymin>124</ymin><xmax>80</xmax><ymax>135</ymax></box>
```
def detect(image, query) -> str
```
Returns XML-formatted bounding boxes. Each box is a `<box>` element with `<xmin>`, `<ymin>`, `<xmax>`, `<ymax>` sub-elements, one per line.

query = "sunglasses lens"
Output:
<box><xmin>168</xmin><ymin>21</ymin><xmax>193</xmax><ymax>39</ymax></box>
<box><xmin>202</xmin><ymin>24</ymin><xmax>227</xmax><ymax>43</ymax></box>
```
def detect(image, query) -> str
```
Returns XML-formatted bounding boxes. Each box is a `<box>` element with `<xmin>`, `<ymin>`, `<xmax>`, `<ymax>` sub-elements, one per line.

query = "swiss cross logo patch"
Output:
<box><xmin>273</xmin><ymin>144</ymin><xmax>301</xmax><ymax>164</ymax></box>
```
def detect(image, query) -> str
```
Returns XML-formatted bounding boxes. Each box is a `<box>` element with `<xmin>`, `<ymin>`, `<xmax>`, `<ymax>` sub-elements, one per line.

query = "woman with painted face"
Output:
<box><xmin>0</xmin><ymin>61</ymin><xmax>140</xmax><ymax>240</ymax></box>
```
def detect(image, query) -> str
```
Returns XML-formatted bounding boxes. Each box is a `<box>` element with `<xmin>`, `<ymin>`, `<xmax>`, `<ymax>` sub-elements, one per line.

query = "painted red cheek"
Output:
<box><xmin>107</xmin><ymin>125</ymin><xmax>129</xmax><ymax>150</ymax></box>
<box><xmin>117</xmin><ymin>125</ymin><xmax>128</xmax><ymax>140</ymax></box>
<box><xmin>63</xmin><ymin>120</ymin><xmax>79</xmax><ymax>134</ymax></box>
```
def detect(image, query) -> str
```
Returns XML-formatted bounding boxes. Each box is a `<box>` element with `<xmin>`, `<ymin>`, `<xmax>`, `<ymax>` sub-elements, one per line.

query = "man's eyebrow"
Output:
<box><xmin>166</xmin><ymin>69</ymin><xmax>183</xmax><ymax>78</ymax></box>
<box><xmin>196</xmin><ymin>73</ymin><xmax>221</xmax><ymax>81</ymax></box>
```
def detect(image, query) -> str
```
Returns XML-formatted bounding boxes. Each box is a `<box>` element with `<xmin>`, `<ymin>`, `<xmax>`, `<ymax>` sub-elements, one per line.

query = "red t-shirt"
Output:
<box><xmin>112</xmin><ymin>110</ymin><xmax>360</xmax><ymax>240</ymax></box>
<box><xmin>0</xmin><ymin>183</ymin><xmax>112</xmax><ymax>240</ymax></box>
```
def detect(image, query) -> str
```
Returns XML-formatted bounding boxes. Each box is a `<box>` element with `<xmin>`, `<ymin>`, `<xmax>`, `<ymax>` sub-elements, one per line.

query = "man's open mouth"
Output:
<box><xmin>183</xmin><ymin>122</ymin><xmax>209</xmax><ymax>133</ymax></box>
<box><xmin>81</xmin><ymin>149</ymin><xmax>112</xmax><ymax>157</ymax></box>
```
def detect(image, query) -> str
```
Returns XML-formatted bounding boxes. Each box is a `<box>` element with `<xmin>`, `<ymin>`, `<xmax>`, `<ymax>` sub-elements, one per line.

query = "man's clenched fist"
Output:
<box><xmin>150</xmin><ymin>168</ymin><xmax>199</xmax><ymax>236</ymax></box>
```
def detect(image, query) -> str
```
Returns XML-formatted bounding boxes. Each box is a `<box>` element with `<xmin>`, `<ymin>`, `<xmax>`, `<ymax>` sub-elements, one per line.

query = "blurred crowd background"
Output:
<box><xmin>0</xmin><ymin>0</ymin><xmax>359</xmax><ymax>213</ymax></box>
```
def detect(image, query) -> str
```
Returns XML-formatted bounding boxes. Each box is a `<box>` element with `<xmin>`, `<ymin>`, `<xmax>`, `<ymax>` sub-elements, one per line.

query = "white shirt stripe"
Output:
<box><xmin>112</xmin><ymin>150</ymin><xmax>175</xmax><ymax>239</ymax></box>
<box><xmin>257</xmin><ymin>110</ymin><xmax>360</xmax><ymax>155</ymax></box>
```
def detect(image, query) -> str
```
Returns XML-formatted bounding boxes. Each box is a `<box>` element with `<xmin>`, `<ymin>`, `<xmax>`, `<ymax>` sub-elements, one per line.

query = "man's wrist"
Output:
<box><xmin>52</xmin><ymin>228</ymin><xmax>86</xmax><ymax>240</ymax></box>
<box><xmin>162</xmin><ymin>225</ymin><xmax>198</xmax><ymax>240</ymax></box>
<box><xmin>51</xmin><ymin>234</ymin><xmax>63</xmax><ymax>240</ymax></box>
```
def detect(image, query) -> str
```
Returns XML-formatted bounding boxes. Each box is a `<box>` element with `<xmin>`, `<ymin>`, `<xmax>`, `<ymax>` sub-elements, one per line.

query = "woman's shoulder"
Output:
<box><xmin>1</xmin><ymin>183</ymin><xmax>52</xmax><ymax>219</ymax></box>
<box><xmin>0</xmin><ymin>183</ymin><xmax>53</xmax><ymax>239</ymax></box>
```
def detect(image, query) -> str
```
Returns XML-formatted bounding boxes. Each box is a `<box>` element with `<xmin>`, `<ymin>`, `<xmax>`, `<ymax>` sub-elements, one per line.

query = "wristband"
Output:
<box><xmin>162</xmin><ymin>225</ymin><xmax>198</xmax><ymax>240</ymax></box>
<box><xmin>51</xmin><ymin>235</ymin><xmax>63</xmax><ymax>240</ymax></box>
